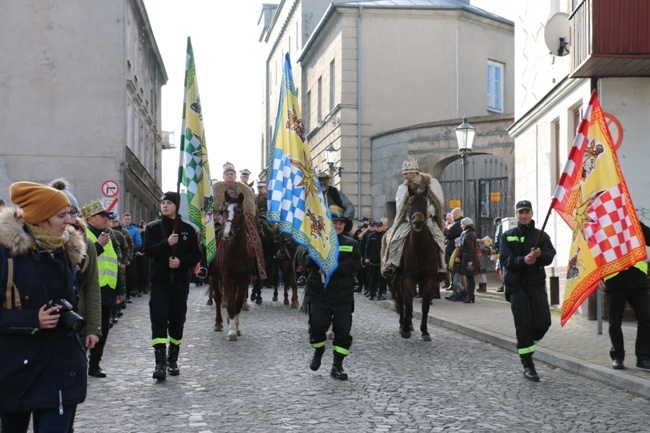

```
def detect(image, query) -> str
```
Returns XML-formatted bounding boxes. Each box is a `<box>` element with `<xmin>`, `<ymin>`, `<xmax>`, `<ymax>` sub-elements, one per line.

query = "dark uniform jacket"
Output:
<box><xmin>499</xmin><ymin>219</ymin><xmax>556</xmax><ymax>295</ymax></box>
<box><xmin>144</xmin><ymin>216</ymin><xmax>201</xmax><ymax>287</ymax></box>
<box><xmin>303</xmin><ymin>233</ymin><xmax>361</xmax><ymax>305</ymax></box>
<box><xmin>365</xmin><ymin>230</ymin><xmax>385</xmax><ymax>265</ymax></box>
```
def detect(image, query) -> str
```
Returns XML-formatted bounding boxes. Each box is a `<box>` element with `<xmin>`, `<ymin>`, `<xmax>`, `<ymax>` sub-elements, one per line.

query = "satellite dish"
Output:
<box><xmin>544</xmin><ymin>12</ymin><xmax>570</xmax><ymax>56</ymax></box>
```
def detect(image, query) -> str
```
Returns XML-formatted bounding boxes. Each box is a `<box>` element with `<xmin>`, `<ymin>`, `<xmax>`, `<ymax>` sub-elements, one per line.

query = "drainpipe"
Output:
<box><xmin>357</xmin><ymin>5</ymin><xmax>363</xmax><ymax>218</ymax></box>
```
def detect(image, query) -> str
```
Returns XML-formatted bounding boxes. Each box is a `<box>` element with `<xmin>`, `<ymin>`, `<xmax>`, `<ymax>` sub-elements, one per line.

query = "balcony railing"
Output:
<box><xmin>570</xmin><ymin>0</ymin><xmax>650</xmax><ymax>78</ymax></box>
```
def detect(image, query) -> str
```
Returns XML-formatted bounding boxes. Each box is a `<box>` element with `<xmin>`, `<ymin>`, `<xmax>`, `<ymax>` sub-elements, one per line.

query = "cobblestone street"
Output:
<box><xmin>67</xmin><ymin>285</ymin><xmax>650</xmax><ymax>433</ymax></box>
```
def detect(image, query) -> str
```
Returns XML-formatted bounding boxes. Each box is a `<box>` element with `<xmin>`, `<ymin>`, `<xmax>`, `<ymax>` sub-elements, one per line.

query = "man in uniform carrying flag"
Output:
<box><xmin>268</xmin><ymin>54</ymin><xmax>359</xmax><ymax>380</ymax></box>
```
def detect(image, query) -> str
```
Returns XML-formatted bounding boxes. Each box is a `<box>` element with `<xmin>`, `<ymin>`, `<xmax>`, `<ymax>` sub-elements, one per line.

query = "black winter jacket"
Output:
<box><xmin>499</xmin><ymin>219</ymin><xmax>556</xmax><ymax>295</ymax></box>
<box><xmin>144</xmin><ymin>216</ymin><xmax>201</xmax><ymax>287</ymax></box>
<box><xmin>0</xmin><ymin>209</ymin><xmax>87</xmax><ymax>412</ymax></box>
<box><xmin>303</xmin><ymin>233</ymin><xmax>361</xmax><ymax>305</ymax></box>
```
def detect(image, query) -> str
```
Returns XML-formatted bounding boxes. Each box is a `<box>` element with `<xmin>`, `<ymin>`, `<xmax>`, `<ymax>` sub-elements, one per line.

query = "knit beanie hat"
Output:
<box><xmin>161</xmin><ymin>191</ymin><xmax>179</xmax><ymax>205</ymax></box>
<box><xmin>49</xmin><ymin>178</ymin><xmax>79</xmax><ymax>210</ymax></box>
<box><xmin>10</xmin><ymin>181</ymin><xmax>71</xmax><ymax>224</ymax></box>
<box><xmin>461</xmin><ymin>217</ymin><xmax>474</xmax><ymax>226</ymax></box>
<box><xmin>223</xmin><ymin>161</ymin><xmax>236</xmax><ymax>174</ymax></box>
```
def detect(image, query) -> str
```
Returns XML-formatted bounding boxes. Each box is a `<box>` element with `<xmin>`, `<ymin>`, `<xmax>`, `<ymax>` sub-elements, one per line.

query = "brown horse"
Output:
<box><xmin>391</xmin><ymin>187</ymin><xmax>439</xmax><ymax>340</ymax></box>
<box><xmin>273</xmin><ymin>232</ymin><xmax>300</xmax><ymax>308</ymax></box>
<box><xmin>208</xmin><ymin>192</ymin><xmax>255</xmax><ymax>340</ymax></box>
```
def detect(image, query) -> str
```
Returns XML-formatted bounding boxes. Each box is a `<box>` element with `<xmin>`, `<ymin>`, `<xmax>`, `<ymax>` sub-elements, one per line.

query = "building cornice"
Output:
<box><xmin>508</xmin><ymin>76</ymin><xmax>588</xmax><ymax>137</ymax></box>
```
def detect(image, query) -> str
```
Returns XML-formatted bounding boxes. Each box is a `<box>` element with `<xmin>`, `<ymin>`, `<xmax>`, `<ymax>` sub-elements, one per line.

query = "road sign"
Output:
<box><xmin>102</xmin><ymin>197</ymin><xmax>119</xmax><ymax>213</ymax></box>
<box><xmin>101</xmin><ymin>180</ymin><xmax>119</xmax><ymax>198</ymax></box>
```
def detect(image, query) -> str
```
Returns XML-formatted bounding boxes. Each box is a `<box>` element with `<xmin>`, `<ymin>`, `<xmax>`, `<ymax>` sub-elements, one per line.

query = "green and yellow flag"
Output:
<box><xmin>178</xmin><ymin>37</ymin><xmax>216</xmax><ymax>265</ymax></box>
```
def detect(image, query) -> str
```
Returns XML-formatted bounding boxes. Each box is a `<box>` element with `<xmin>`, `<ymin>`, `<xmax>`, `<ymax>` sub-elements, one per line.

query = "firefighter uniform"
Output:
<box><xmin>500</xmin><ymin>209</ymin><xmax>556</xmax><ymax>381</ymax></box>
<box><xmin>303</xmin><ymin>213</ymin><xmax>360</xmax><ymax>380</ymax></box>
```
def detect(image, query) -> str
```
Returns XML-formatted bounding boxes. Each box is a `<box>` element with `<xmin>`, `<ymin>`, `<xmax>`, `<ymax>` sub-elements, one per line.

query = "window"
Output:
<box><xmin>317</xmin><ymin>77</ymin><xmax>322</xmax><ymax>122</ymax></box>
<box><xmin>329</xmin><ymin>60</ymin><xmax>336</xmax><ymax>112</ymax></box>
<box><xmin>487</xmin><ymin>61</ymin><xmax>504</xmax><ymax>113</ymax></box>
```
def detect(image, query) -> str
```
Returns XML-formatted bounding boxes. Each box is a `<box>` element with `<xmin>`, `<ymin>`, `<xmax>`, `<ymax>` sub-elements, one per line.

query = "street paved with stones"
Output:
<box><xmin>66</xmin><ymin>285</ymin><xmax>650</xmax><ymax>433</ymax></box>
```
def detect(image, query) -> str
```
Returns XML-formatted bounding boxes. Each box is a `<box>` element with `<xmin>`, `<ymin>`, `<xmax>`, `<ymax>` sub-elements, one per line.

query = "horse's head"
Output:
<box><xmin>407</xmin><ymin>187</ymin><xmax>428</xmax><ymax>232</ymax></box>
<box><xmin>222</xmin><ymin>192</ymin><xmax>245</xmax><ymax>240</ymax></box>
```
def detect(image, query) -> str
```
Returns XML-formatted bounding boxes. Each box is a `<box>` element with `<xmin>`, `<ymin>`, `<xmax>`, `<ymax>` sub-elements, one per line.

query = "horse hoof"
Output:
<box><xmin>255</xmin><ymin>298</ymin><xmax>263</xmax><ymax>305</ymax></box>
<box><xmin>421</xmin><ymin>334</ymin><xmax>432</xmax><ymax>342</ymax></box>
<box><xmin>227</xmin><ymin>332</ymin><xmax>237</xmax><ymax>341</ymax></box>
<box><xmin>400</xmin><ymin>330</ymin><xmax>412</xmax><ymax>339</ymax></box>
<box><xmin>237</xmin><ymin>330</ymin><xmax>241</xmax><ymax>336</ymax></box>
<box><xmin>214</xmin><ymin>323</ymin><xmax>223</xmax><ymax>332</ymax></box>
<box><xmin>291</xmin><ymin>301</ymin><xmax>299</xmax><ymax>309</ymax></box>
<box><xmin>272</xmin><ymin>296</ymin><xmax>278</xmax><ymax>302</ymax></box>
<box><xmin>242</xmin><ymin>304</ymin><xmax>249</xmax><ymax>312</ymax></box>
<box><xmin>284</xmin><ymin>299</ymin><xmax>289</xmax><ymax>306</ymax></box>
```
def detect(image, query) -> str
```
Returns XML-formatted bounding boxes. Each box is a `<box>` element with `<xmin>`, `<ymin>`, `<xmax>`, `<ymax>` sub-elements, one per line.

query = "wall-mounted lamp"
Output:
<box><xmin>325</xmin><ymin>144</ymin><xmax>343</xmax><ymax>177</ymax></box>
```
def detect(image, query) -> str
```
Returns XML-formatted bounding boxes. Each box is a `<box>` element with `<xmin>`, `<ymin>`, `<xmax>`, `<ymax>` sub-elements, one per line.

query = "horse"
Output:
<box><xmin>273</xmin><ymin>232</ymin><xmax>300</xmax><ymax>308</ymax></box>
<box><xmin>391</xmin><ymin>187</ymin><xmax>440</xmax><ymax>340</ymax></box>
<box><xmin>208</xmin><ymin>192</ymin><xmax>256</xmax><ymax>340</ymax></box>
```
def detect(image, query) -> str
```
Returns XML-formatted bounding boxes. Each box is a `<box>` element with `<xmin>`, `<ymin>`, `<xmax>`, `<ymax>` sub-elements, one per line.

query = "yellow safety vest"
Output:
<box><xmin>604</xmin><ymin>260</ymin><xmax>648</xmax><ymax>281</ymax></box>
<box><xmin>86</xmin><ymin>229</ymin><xmax>118</xmax><ymax>289</ymax></box>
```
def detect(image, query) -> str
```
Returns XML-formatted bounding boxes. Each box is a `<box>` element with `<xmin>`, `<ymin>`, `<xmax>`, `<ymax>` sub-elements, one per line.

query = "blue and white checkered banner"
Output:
<box><xmin>267</xmin><ymin>53</ymin><xmax>338</xmax><ymax>284</ymax></box>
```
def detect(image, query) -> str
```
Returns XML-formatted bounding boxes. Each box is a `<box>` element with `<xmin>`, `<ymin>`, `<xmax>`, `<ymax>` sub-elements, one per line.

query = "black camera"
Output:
<box><xmin>52</xmin><ymin>299</ymin><xmax>85</xmax><ymax>333</ymax></box>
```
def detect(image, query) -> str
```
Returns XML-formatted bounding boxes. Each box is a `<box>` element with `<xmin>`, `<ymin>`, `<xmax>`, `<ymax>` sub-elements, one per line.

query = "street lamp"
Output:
<box><xmin>455</xmin><ymin>115</ymin><xmax>475</xmax><ymax>211</ymax></box>
<box><xmin>325</xmin><ymin>144</ymin><xmax>342</xmax><ymax>178</ymax></box>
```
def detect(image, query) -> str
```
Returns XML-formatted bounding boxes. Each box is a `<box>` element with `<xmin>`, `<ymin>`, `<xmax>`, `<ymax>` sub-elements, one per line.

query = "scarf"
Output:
<box><xmin>26</xmin><ymin>223</ymin><xmax>66</xmax><ymax>252</ymax></box>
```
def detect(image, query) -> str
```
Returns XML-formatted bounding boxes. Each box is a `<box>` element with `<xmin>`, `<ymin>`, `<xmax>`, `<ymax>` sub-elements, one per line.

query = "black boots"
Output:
<box><xmin>310</xmin><ymin>346</ymin><xmax>325</xmax><ymax>371</ymax></box>
<box><xmin>331</xmin><ymin>353</ymin><xmax>348</xmax><ymax>381</ymax></box>
<box><xmin>521</xmin><ymin>355</ymin><xmax>540</xmax><ymax>382</ymax></box>
<box><xmin>476</xmin><ymin>283</ymin><xmax>487</xmax><ymax>292</ymax></box>
<box><xmin>168</xmin><ymin>344</ymin><xmax>180</xmax><ymax>376</ymax></box>
<box><xmin>153</xmin><ymin>346</ymin><xmax>167</xmax><ymax>381</ymax></box>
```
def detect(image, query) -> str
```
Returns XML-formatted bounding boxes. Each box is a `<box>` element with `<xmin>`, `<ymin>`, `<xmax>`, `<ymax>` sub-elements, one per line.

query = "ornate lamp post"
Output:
<box><xmin>455</xmin><ymin>115</ymin><xmax>475</xmax><ymax>211</ymax></box>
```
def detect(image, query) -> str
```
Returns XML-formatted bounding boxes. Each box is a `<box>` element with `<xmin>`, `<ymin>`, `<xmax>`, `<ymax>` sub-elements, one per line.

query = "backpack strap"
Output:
<box><xmin>2</xmin><ymin>256</ymin><xmax>21</xmax><ymax>310</ymax></box>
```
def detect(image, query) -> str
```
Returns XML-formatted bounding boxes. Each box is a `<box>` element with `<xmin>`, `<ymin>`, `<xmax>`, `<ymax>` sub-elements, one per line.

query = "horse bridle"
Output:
<box><xmin>221</xmin><ymin>202</ymin><xmax>244</xmax><ymax>240</ymax></box>
<box><xmin>408</xmin><ymin>193</ymin><xmax>427</xmax><ymax>232</ymax></box>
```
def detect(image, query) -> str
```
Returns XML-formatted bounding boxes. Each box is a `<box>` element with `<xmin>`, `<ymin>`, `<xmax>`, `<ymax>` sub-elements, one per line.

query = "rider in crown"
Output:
<box><xmin>381</xmin><ymin>159</ymin><xmax>447</xmax><ymax>282</ymax></box>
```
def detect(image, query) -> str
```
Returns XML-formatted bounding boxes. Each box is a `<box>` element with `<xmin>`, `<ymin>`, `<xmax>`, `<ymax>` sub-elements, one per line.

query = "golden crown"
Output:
<box><xmin>80</xmin><ymin>199</ymin><xmax>107</xmax><ymax>219</ymax></box>
<box><xmin>401</xmin><ymin>159</ymin><xmax>419</xmax><ymax>173</ymax></box>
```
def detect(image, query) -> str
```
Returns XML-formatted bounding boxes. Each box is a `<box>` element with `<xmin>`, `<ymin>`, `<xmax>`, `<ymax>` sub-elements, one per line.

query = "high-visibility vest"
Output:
<box><xmin>86</xmin><ymin>229</ymin><xmax>118</xmax><ymax>289</ymax></box>
<box><xmin>604</xmin><ymin>260</ymin><xmax>648</xmax><ymax>281</ymax></box>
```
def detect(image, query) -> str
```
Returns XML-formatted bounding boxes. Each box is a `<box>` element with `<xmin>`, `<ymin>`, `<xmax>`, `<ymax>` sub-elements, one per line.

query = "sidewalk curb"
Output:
<box><xmin>376</xmin><ymin>299</ymin><xmax>650</xmax><ymax>399</ymax></box>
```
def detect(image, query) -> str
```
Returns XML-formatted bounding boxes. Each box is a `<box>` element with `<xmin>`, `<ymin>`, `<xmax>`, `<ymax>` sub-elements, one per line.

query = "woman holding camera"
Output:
<box><xmin>0</xmin><ymin>181</ymin><xmax>88</xmax><ymax>433</ymax></box>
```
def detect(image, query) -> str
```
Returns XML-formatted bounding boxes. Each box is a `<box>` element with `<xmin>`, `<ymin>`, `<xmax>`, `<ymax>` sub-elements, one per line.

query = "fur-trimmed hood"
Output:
<box><xmin>0</xmin><ymin>206</ymin><xmax>86</xmax><ymax>264</ymax></box>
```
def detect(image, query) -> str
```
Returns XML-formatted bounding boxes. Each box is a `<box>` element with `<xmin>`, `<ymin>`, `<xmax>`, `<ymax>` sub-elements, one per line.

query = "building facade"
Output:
<box><xmin>509</xmin><ymin>0</ymin><xmax>650</xmax><ymax>313</ymax></box>
<box><xmin>260</xmin><ymin>0</ymin><xmax>515</xmax><ymax>224</ymax></box>
<box><xmin>0</xmin><ymin>0</ymin><xmax>167</xmax><ymax>222</ymax></box>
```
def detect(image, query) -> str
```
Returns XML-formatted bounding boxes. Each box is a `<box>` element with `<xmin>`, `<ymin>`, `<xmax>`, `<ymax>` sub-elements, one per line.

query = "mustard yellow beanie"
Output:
<box><xmin>9</xmin><ymin>181</ymin><xmax>71</xmax><ymax>224</ymax></box>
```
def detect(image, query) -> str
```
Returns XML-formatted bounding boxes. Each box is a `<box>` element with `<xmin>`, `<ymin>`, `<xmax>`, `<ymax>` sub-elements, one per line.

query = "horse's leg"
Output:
<box><xmin>209</xmin><ymin>273</ymin><xmax>223</xmax><ymax>331</ymax></box>
<box><xmin>272</xmin><ymin>265</ymin><xmax>279</xmax><ymax>302</ymax></box>
<box><xmin>403</xmin><ymin>278</ymin><xmax>414</xmax><ymax>339</ymax></box>
<box><xmin>290</xmin><ymin>267</ymin><xmax>299</xmax><ymax>309</ymax></box>
<box><xmin>235</xmin><ymin>313</ymin><xmax>241</xmax><ymax>336</ymax></box>
<box><xmin>282</xmin><ymin>266</ymin><xmax>290</xmax><ymax>306</ymax></box>
<box><xmin>242</xmin><ymin>278</ymin><xmax>250</xmax><ymax>311</ymax></box>
<box><xmin>394</xmin><ymin>278</ymin><xmax>410</xmax><ymax>339</ymax></box>
<box><xmin>420</xmin><ymin>277</ymin><xmax>434</xmax><ymax>341</ymax></box>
